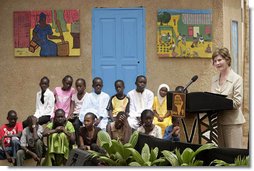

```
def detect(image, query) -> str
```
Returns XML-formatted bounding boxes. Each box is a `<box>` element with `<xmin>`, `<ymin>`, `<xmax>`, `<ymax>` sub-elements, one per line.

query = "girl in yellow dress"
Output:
<box><xmin>153</xmin><ymin>84</ymin><xmax>172</xmax><ymax>136</ymax></box>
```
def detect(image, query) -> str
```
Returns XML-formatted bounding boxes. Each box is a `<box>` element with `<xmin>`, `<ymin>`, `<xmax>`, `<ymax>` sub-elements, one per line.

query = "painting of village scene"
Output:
<box><xmin>157</xmin><ymin>9</ymin><xmax>212</xmax><ymax>58</ymax></box>
<box><xmin>14</xmin><ymin>10</ymin><xmax>80</xmax><ymax>57</ymax></box>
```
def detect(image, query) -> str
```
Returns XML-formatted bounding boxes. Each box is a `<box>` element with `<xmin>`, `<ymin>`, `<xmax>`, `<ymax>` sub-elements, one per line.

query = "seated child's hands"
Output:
<box><xmin>7</xmin><ymin>156</ymin><xmax>15</xmax><ymax>164</ymax></box>
<box><xmin>55</xmin><ymin>126</ymin><xmax>64</xmax><ymax>133</ymax></box>
<box><xmin>173</xmin><ymin>126</ymin><xmax>180</xmax><ymax>136</ymax></box>
<box><xmin>31</xmin><ymin>153</ymin><xmax>40</xmax><ymax>162</ymax></box>
<box><xmin>119</xmin><ymin>115</ymin><xmax>126</xmax><ymax>122</ymax></box>
<box><xmin>67</xmin><ymin>113</ymin><xmax>75</xmax><ymax>121</ymax></box>
<box><xmin>79</xmin><ymin>145</ymin><xmax>86</xmax><ymax>150</ymax></box>
<box><xmin>158</xmin><ymin>116</ymin><xmax>164</xmax><ymax>122</ymax></box>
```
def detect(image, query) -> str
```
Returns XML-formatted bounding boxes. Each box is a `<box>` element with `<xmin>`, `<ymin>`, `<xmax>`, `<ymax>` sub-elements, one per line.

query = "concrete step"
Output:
<box><xmin>0</xmin><ymin>158</ymin><xmax>39</xmax><ymax>166</ymax></box>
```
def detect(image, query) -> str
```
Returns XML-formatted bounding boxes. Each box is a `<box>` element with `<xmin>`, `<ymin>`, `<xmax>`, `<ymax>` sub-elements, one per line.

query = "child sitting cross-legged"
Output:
<box><xmin>106</xmin><ymin>111</ymin><xmax>132</xmax><ymax>144</ymax></box>
<box><xmin>0</xmin><ymin>110</ymin><xmax>23</xmax><ymax>165</ymax></box>
<box><xmin>16</xmin><ymin>115</ymin><xmax>44</xmax><ymax>166</ymax></box>
<box><xmin>42</xmin><ymin>109</ymin><xmax>75</xmax><ymax>166</ymax></box>
<box><xmin>78</xmin><ymin>113</ymin><xmax>102</xmax><ymax>151</ymax></box>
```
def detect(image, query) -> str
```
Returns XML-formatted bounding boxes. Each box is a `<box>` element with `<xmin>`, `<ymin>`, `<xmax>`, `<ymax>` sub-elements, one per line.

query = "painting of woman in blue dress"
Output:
<box><xmin>32</xmin><ymin>12</ymin><xmax>63</xmax><ymax>56</ymax></box>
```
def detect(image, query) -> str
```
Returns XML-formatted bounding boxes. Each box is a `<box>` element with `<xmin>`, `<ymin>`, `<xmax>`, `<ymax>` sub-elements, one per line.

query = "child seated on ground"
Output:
<box><xmin>137</xmin><ymin>109</ymin><xmax>162</xmax><ymax>139</ymax></box>
<box><xmin>106</xmin><ymin>80</ymin><xmax>130</xmax><ymax>122</ymax></box>
<box><xmin>163</xmin><ymin>116</ymin><xmax>180</xmax><ymax>142</ymax></box>
<box><xmin>17</xmin><ymin>115</ymin><xmax>44</xmax><ymax>166</ymax></box>
<box><xmin>42</xmin><ymin>109</ymin><xmax>75</xmax><ymax>166</ymax></box>
<box><xmin>78</xmin><ymin>113</ymin><xmax>102</xmax><ymax>151</ymax></box>
<box><xmin>0</xmin><ymin>110</ymin><xmax>23</xmax><ymax>165</ymax></box>
<box><xmin>106</xmin><ymin>111</ymin><xmax>132</xmax><ymax>144</ymax></box>
<box><xmin>68</xmin><ymin>78</ymin><xmax>88</xmax><ymax>146</ymax></box>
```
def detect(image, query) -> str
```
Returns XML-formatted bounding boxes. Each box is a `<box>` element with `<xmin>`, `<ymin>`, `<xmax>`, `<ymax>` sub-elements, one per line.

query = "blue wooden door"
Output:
<box><xmin>92</xmin><ymin>8</ymin><xmax>146</xmax><ymax>96</ymax></box>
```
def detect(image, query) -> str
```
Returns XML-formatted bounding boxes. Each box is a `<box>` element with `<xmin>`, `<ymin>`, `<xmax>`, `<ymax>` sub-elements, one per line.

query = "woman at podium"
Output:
<box><xmin>211</xmin><ymin>47</ymin><xmax>245</xmax><ymax>148</ymax></box>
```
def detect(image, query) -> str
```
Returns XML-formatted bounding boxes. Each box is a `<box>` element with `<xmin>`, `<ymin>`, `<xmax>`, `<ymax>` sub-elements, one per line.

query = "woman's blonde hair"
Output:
<box><xmin>212</xmin><ymin>47</ymin><xmax>231</xmax><ymax>66</ymax></box>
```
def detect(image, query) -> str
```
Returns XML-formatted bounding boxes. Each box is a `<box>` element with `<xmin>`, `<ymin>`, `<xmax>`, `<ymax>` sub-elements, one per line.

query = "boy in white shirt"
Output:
<box><xmin>79</xmin><ymin>77</ymin><xmax>110</xmax><ymax>131</ymax></box>
<box><xmin>127</xmin><ymin>75</ymin><xmax>154</xmax><ymax>129</ymax></box>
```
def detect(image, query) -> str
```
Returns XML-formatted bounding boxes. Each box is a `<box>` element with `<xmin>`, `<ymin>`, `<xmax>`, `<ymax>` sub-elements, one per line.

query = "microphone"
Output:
<box><xmin>183</xmin><ymin>75</ymin><xmax>198</xmax><ymax>92</ymax></box>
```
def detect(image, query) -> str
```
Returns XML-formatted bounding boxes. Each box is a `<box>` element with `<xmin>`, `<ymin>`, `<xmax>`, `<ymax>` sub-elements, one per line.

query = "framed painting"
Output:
<box><xmin>157</xmin><ymin>9</ymin><xmax>212</xmax><ymax>58</ymax></box>
<box><xmin>14</xmin><ymin>10</ymin><xmax>80</xmax><ymax>57</ymax></box>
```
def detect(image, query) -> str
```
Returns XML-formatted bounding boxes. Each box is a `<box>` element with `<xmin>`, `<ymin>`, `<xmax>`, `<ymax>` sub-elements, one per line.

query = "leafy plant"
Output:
<box><xmin>91</xmin><ymin>132</ymin><xmax>244</xmax><ymax>167</ymax></box>
<box><xmin>161</xmin><ymin>143</ymin><xmax>217</xmax><ymax>166</ymax></box>
<box><xmin>90</xmin><ymin>131</ymin><xmax>166</xmax><ymax>166</ymax></box>
<box><xmin>128</xmin><ymin>143</ymin><xmax>166</xmax><ymax>166</ymax></box>
<box><xmin>89</xmin><ymin>130</ymin><xmax>139</xmax><ymax>166</ymax></box>
<box><xmin>210</xmin><ymin>155</ymin><xmax>249</xmax><ymax>166</ymax></box>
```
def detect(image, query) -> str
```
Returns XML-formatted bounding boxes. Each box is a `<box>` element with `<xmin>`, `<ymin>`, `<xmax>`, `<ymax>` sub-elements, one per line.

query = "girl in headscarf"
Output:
<box><xmin>152</xmin><ymin>84</ymin><xmax>172</xmax><ymax>135</ymax></box>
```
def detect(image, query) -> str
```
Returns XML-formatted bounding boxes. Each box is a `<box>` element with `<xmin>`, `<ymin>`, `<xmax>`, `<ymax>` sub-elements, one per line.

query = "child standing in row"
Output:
<box><xmin>68</xmin><ymin>78</ymin><xmax>88</xmax><ymax>145</ymax></box>
<box><xmin>107</xmin><ymin>80</ymin><xmax>130</xmax><ymax>122</ymax></box>
<box><xmin>52</xmin><ymin>75</ymin><xmax>75</xmax><ymax>118</ymax></box>
<box><xmin>153</xmin><ymin>84</ymin><xmax>172</xmax><ymax>136</ymax></box>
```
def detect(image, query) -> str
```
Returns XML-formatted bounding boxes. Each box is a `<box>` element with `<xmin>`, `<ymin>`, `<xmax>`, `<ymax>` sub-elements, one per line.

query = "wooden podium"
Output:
<box><xmin>167</xmin><ymin>91</ymin><xmax>233</xmax><ymax>144</ymax></box>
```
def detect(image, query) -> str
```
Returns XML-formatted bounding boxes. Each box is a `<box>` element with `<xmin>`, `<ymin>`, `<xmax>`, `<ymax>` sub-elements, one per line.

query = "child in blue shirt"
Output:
<box><xmin>163</xmin><ymin>116</ymin><xmax>180</xmax><ymax>141</ymax></box>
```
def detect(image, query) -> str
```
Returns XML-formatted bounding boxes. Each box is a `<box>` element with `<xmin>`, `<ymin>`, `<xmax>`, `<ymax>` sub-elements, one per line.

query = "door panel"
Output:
<box><xmin>92</xmin><ymin>8</ymin><xmax>146</xmax><ymax>96</ymax></box>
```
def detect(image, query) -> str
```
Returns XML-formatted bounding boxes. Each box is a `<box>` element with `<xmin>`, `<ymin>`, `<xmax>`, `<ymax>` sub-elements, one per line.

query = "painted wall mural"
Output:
<box><xmin>157</xmin><ymin>9</ymin><xmax>212</xmax><ymax>58</ymax></box>
<box><xmin>14</xmin><ymin>10</ymin><xmax>80</xmax><ymax>57</ymax></box>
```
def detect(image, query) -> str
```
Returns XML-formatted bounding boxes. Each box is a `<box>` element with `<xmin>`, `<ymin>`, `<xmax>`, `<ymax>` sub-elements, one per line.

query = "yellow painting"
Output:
<box><xmin>157</xmin><ymin>9</ymin><xmax>212</xmax><ymax>58</ymax></box>
<box><xmin>14</xmin><ymin>10</ymin><xmax>80</xmax><ymax>57</ymax></box>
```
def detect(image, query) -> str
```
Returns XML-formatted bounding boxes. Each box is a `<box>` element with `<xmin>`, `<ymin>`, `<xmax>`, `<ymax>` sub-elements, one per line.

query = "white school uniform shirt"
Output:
<box><xmin>34</xmin><ymin>88</ymin><xmax>55</xmax><ymax>118</ymax></box>
<box><xmin>137</xmin><ymin>125</ymin><xmax>162</xmax><ymax>139</ymax></box>
<box><xmin>79</xmin><ymin>91</ymin><xmax>110</xmax><ymax>130</ymax></box>
<box><xmin>127</xmin><ymin>89</ymin><xmax>154</xmax><ymax>129</ymax></box>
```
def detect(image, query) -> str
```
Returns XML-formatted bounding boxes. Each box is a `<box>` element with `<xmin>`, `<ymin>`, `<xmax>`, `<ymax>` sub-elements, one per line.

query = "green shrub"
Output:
<box><xmin>90</xmin><ymin>131</ymin><xmax>166</xmax><ymax>166</ymax></box>
<box><xmin>161</xmin><ymin>143</ymin><xmax>216</xmax><ymax>166</ymax></box>
<box><xmin>89</xmin><ymin>130</ymin><xmax>139</xmax><ymax>166</ymax></box>
<box><xmin>210</xmin><ymin>155</ymin><xmax>249</xmax><ymax>166</ymax></box>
